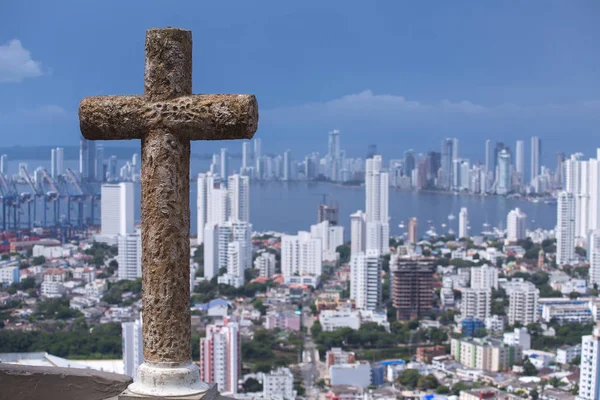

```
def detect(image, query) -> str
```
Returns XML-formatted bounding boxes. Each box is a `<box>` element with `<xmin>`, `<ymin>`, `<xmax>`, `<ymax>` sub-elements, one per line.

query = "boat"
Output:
<box><xmin>448</xmin><ymin>213</ymin><xmax>456</xmax><ymax>221</ymax></box>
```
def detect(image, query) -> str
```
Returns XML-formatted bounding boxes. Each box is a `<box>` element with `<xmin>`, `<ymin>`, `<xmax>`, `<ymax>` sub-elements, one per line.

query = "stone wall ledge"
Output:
<box><xmin>0</xmin><ymin>362</ymin><xmax>132</xmax><ymax>400</ymax></box>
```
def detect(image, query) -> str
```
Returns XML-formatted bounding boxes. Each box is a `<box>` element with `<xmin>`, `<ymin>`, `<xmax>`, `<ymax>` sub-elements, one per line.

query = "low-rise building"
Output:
<box><xmin>485</xmin><ymin>315</ymin><xmax>505</xmax><ymax>334</ymax></box>
<box><xmin>264</xmin><ymin>312</ymin><xmax>300</xmax><ymax>331</ymax></box>
<box><xmin>330</xmin><ymin>362</ymin><xmax>371</xmax><ymax>389</ymax></box>
<box><xmin>326</xmin><ymin>348</ymin><xmax>355</xmax><ymax>369</ymax></box>
<box><xmin>451</xmin><ymin>337</ymin><xmax>522</xmax><ymax>372</ymax></box>
<box><xmin>415</xmin><ymin>345</ymin><xmax>446</xmax><ymax>363</ymax></box>
<box><xmin>503</xmin><ymin>328</ymin><xmax>531</xmax><ymax>350</ymax></box>
<box><xmin>459</xmin><ymin>387</ymin><xmax>521</xmax><ymax>400</ymax></box>
<box><xmin>262</xmin><ymin>367</ymin><xmax>295</xmax><ymax>400</ymax></box>
<box><xmin>41</xmin><ymin>281</ymin><xmax>65</xmax><ymax>298</ymax></box>
<box><xmin>319</xmin><ymin>309</ymin><xmax>389</xmax><ymax>332</ymax></box>
<box><xmin>556</xmin><ymin>344</ymin><xmax>581</xmax><ymax>365</ymax></box>
<box><xmin>0</xmin><ymin>266</ymin><xmax>19</xmax><ymax>285</ymax></box>
<box><xmin>541</xmin><ymin>302</ymin><xmax>592</xmax><ymax>324</ymax></box>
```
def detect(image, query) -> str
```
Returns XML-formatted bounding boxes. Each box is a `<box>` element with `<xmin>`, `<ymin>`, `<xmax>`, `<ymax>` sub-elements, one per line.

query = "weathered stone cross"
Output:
<box><xmin>79</xmin><ymin>28</ymin><xmax>258</xmax><ymax>398</ymax></box>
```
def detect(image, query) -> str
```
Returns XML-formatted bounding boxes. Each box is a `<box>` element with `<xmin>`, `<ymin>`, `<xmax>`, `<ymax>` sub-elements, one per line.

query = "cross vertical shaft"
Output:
<box><xmin>141</xmin><ymin>29</ymin><xmax>192</xmax><ymax>365</ymax></box>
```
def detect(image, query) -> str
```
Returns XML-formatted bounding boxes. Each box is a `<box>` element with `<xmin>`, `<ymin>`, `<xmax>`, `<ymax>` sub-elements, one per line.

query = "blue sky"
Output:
<box><xmin>1</xmin><ymin>1</ymin><xmax>599</xmax><ymax>165</ymax></box>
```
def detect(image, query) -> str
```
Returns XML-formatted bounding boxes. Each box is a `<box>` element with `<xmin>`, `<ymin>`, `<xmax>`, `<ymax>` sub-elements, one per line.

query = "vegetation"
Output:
<box><xmin>336</xmin><ymin>244</ymin><xmax>350</xmax><ymax>265</ymax></box>
<box><xmin>529</xmin><ymin>322</ymin><xmax>594</xmax><ymax>351</ymax></box>
<box><xmin>0</xmin><ymin>320</ymin><xmax>122</xmax><ymax>358</ymax></box>
<box><xmin>241</xmin><ymin>329</ymin><xmax>293</xmax><ymax>373</ymax></box>
<box><xmin>192</xmin><ymin>279</ymin><xmax>273</xmax><ymax>303</ymax></box>
<box><xmin>243</xmin><ymin>378</ymin><xmax>263</xmax><ymax>393</ymax></box>
<box><xmin>102</xmin><ymin>279</ymin><xmax>142</xmax><ymax>305</ymax></box>
<box><xmin>397</xmin><ymin>369</ymin><xmax>440</xmax><ymax>390</ymax></box>
<box><xmin>35</xmin><ymin>298</ymin><xmax>81</xmax><ymax>320</ymax></box>
<box><xmin>84</xmin><ymin>242</ymin><xmax>118</xmax><ymax>267</ymax></box>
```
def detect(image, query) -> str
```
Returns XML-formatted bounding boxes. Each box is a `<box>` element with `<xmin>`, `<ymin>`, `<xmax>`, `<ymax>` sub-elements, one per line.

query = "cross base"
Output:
<box><xmin>123</xmin><ymin>362</ymin><xmax>212</xmax><ymax>398</ymax></box>
<box><xmin>118</xmin><ymin>384</ymin><xmax>218</xmax><ymax>400</ymax></box>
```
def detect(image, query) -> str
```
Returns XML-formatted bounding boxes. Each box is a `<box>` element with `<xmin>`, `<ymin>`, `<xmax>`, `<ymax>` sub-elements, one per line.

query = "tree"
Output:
<box><xmin>31</xmin><ymin>255</ymin><xmax>45</xmax><ymax>266</ymax></box>
<box><xmin>436</xmin><ymin>385</ymin><xmax>450</xmax><ymax>394</ymax></box>
<box><xmin>252</xmin><ymin>299</ymin><xmax>267</xmax><ymax>315</ymax></box>
<box><xmin>474</xmin><ymin>328</ymin><xmax>488</xmax><ymax>338</ymax></box>
<box><xmin>311</xmin><ymin>320</ymin><xmax>323</xmax><ymax>339</ymax></box>
<box><xmin>570</xmin><ymin>355</ymin><xmax>581</xmax><ymax>365</ymax></box>
<box><xmin>336</xmin><ymin>244</ymin><xmax>350</xmax><ymax>265</ymax></box>
<box><xmin>530</xmin><ymin>389</ymin><xmax>539</xmax><ymax>400</ymax></box>
<box><xmin>243</xmin><ymin>378</ymin><xmax>263</xmax><ymax>393</ymax></box>
<box><xmin>398</xmin><ymin>369</ymin><xmax>420</xmax><ymax>389</ymax></box>
<box><xmin>417</xmin><ymin>374</ymin><xmax>439</xmax><ymax>390</ymax></box>
<box><xmin>523</xmin><ymin>359</ymin><xmax>537</xmax><ymax>376</ymax></box>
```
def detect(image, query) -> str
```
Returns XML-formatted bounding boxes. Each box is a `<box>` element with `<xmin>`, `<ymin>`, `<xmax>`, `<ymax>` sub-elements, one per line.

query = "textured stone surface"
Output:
<box><xmin>0</xmin><ymin>363</ymin><xmax>131</xmax><ymax>400</ymax></box>
<box><xmin>119</xmin><ymin>382</ymin><xmax>218</xmax><ymax>400</ymax></box>
<box><xmin>77</xmin><ymin>27</ymin><xmax>259</xmax><ymax>368</ymax></box>
<box><xmin>79</xmin><ymin>94</ymin><xmax>258</xmax><ymax>141</ymax></box>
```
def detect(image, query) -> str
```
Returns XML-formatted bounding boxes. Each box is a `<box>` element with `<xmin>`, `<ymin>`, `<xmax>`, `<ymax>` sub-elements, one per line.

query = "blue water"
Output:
<box><xmin>4</xmin><ymin>159</ymin><xmax>557</xmax><ymax>238</ymax></box>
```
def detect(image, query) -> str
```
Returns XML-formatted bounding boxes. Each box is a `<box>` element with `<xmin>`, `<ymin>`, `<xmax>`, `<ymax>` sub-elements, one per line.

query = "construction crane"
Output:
<box><xmin>20</xmin><ymin>165</ymin><xmax>41</xmax><ymax>228</ymax></box>
<box><xmin>0</xmin><ymin>173</ymin><xmax>19</xmax><ymax>231</ymax></box>
<box><xmin>40</xmin><ymin>168</ymin><xmax>60</xmax><ymax>230</ymax></box>
<box><xmin>65</xmin><ymin>168</ymin><xmax>87</xmax><ymax>232</ymax></box>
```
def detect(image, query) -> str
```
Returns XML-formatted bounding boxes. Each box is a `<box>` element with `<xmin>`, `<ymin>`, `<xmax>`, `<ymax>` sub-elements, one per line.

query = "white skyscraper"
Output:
<box><xmin>122</xmin><ymin>317</ymin><xmax>143</xmax><ymax>380</ymax></box>
<box><xmin>496</xmin><ymin>149</ymin><xmax>511</xmax><ymax>195</ymax></box>
<box><xmin>589</xmin><ymin>230</ymin><xmax>600</xmax><ymax>287</ymax></box>
<box><xmin>281</xmin><ymin>231</ymin><xmax>322</xmax><ymax>281</ymax></box>
<box><xmin>220</xmin><ymin>148</ymin><xmax>228</xmax><ymax>179</ymax></box>
<box><xmin>579</xmin><ymin>322</ymin><xmax>600</xmax><ymax>400</ymax></box>
<box><xmin>0</xmin><ymin>154</ymin><xmax>7</xmax><ymax>176</ymax></box>
<box><xmin>283</xmin><ymin>150</ymin><xmax>292</xmax><ymax>181</ymax></box>
<box><xmin>197</xmin><ymin>172</ymin><xmax>230</xmax><ymax>244</ymax></box>
<box><xmin>204</xmin><ymin>223</ymin><xmax>219</xmax><ymax>280</ymax></box>
<box><xmin>470</xmin><ymin>264</ymin><xmax>499</xmax><ymax>290</ymax></box>
<box><xmin>460</xmin><ymin>288</ymin><xmax>491</xmax><ymax>320</ymax></box>
<box><xmin>350</xmin><ymin>249</ymin><xmax>382</xmax><ymax>311</ymax></box>
<box><xmin>55</xmin><ymin>147</ymin><xmax>64</xmax><ymax>177</ymax></box>
<box><xmin>484</xmin><ymin>139</ymin><xmax>493</xmax><ymax>176</ymax></box>
<box><xmin>213</xmin><ymin>220</ymin><xmax>252</xmax><ymax>287</ymax></box>
<box><xmin>241</xmin><ymin>141</ymin><xmax>251</xmax><ymax>172</ymax></box>
<box><xmin>365</xmin><ymin>156</ymin><xmax>389</xmax><ymax>255</ymax></box>
<box><xmin>458</xmin><ymin>207</ymin><xmax>468</xmax><ymax>239</ymax></box>
<box><xmin>310</xmin><ymin>220</ymin><xmax>344</xmax><ymax>262</ymax></box>
<box><xmin>515</xmin><ymin>140</ymin><xmax>524</xmax><ymax>181</ymax></box>
<box><xmin>101</xmin><ymin>182</ymin><xmax>134</xmax><ymax>236</ymax></box>
<box><xmin>557</xmin><ymin>191</ymin><xmax>576</xmax><ymax>265</ymax></box>
<box><xmin>530</xmin><ymin>136</ymin><xmax>541</xmax><ymax>184</ymax></box>
<box><xmin>254</xmin><ymin>251</ymin><xmax>276</xmax><ymax>279</ymax></box>
<box><xmin>50</xmin><ymin>148</ymin><xmax>56</xmax><ymax>179</ymax></box>
<box><xmin>218</xmin><ymin>241</ymin><xmax>246</xmax><ymax>288</ymax></box>
<box><xmin>96</xmin><ymin>144</ymin><xmax>104</xmax><ymax>182</ymax></box>
<box><xmin>228</xmin><ymin>174</ymin><xmax>249</xmax><ymax>223</ymax></box>
<box><xmin>350</xmin><ymin>210</ymin><xmax>366</xmax><ymax>257</ymax></box>
<box><xmin>200</xmin><ymin>322</ymin><xmax>240</xmax><ymax>394</ymax></box>
<box><xmin>507</xmin><ymin>208</ymin><xmax>527</xmax><ymax>241</ymax></box>
<box><xmin>118</xmin><ymin>230</ymin><xmax>142</xmax><ymax>280</ymax></box>
<box><xmin>508</xmin><ymin>283</ymin><xmax>539</xmax><ymax>325</ymax></box>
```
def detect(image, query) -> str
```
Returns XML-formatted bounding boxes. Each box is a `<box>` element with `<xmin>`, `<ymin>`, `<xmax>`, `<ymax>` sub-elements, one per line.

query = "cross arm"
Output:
<box><xmin>79</xmin><ymin>94</ymin><xmax>258</xmax><ymax>141</ymax></box>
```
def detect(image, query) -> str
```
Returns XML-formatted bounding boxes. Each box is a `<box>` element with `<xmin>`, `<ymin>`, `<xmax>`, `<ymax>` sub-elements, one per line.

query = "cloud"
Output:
<box><xmin>0</xmin><ymin>104</ymin><xmax>67</xmax><ymax>122</ymax></box>
<box><xmin>0</xmin><ymin>40</ymin><xmax>44</xmax><ymax>83</ymax></box>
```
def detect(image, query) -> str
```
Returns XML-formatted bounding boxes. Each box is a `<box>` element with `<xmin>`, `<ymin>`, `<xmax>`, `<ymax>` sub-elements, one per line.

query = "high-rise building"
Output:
<box><xmin>496</xmin><ymin>149</ymin><xmax>511</xmax><ymax>195</ymax></box>
<box><xmin>589</xmin><ymin>231</ymin><xmax>600</xmax><ymax>287</ymax></box>
<box><xmin>460</xmin><ymin>288</ymin><xmax>491</xmax><ymax>320</ymax></box>
<box><xmin>283</xmin><ymin>150</ymin><xmax>292</xmax><ymax>181</ymax></box>
<box><xmin>557</xmin><ymin>191</ymin><xmax>576</xmax><ymax>265</ymax></box>
<box><xmin>318</xmin><ymin>203</ymin><xmax>339</xmax><ymax>226</ymax></box>
<box><xmin>508</xmin><ymin>282</ymin><xmax>539</xmax><ymax>325</ymax></box>
<box><xmin>118</xmin><ymin>230</ymin><xmax>142</xmax><ymax>280</ymax></box>
<box><xmin>254</xmin><ymin>138</ymin><xmax>262</xmax><ymax>180</ymax></box>
<box><xmin>515</xmin><ymin>140</ymin><xmax>524</xmax><ymax>182</ymax></box>
<box><xmin>197</xmin><ymin>172</ymin><xmax>229</xmax><ymax>244</ymax></box>
<box><xmin>281</xmin><ymin>231</ymin><xmax>322</xmax><ymax>282</ymax></box>
<box><xmin>452</xmin><ymin>138</ymin><xmax>459</xmax><ymax>161</ymax></box>
<box><xmin>391</xmin><ymin>260</ymin><xmax>433</xmax><ymax>320</ymax></box>
<box><xmin>530</xmin><ymin>136</ymin><xmax>541</xmax><ymax>185</ymax></box>
<box><xmin>365</xmin><ymin>156</ymin><xmax>389</xmax><ymax>255</ymax></box>
<box><xmin>506</xmin><ymin>208</ymin><xmax>527</xmax><ymax>241</ymax></box>
<box><xmin>204</xmin><ymin>223</ymin><xmax>219</xmax><ymax>280</ymax></box>
<box><xmin>108</xmin><ymin>155</ymin><xmax>118</xmax><ymax>181</ymax></box>
<box><xmin>328</xmin><ymin>129</ymin><xmax>341</xmax><ymax>181</ymax></box>
<box><xmin>310</xmin><ymin>220</ymin><xmax>344</xmax><ymax>262</ymax></box>
<box><xmin>228</xmin><ymin>174</ymin><xmax>249</xmax><ymax>223</ymax></box>
<box><xmin>50</xmin><ymin>148</ymin><xmax>56</xmax><ymax>179</ymax></box>
<box><xmin>403</xmin><ymin>150</ymin><xmax>415</xmax><ymax>177</ymax></box>
<box><xmin>350</xmin><ymin>210</ymin><xmax>366</xmax><ymax>257</ymax></box>
<box><xmin>0</xmin><ymin>154</ymin><xmax>7</xmax><ymax>176</ymax></box>
<box><xmin>470</xmin><ymin>264</ymin><xmax>498</xmax><ymax>290</ymax></box>
<box><xmin>200</xmin><ymin>321</ymin><xmax>240</xmax><ymax>394</ymax></box>
<box><xmin>458</xmin><ymin>208</ymin><xmax>468</xmax><ymax>239</ymax></box>
<box><xmin>254</xmin><ymin>251</ymin><xmax>276</xmax><ymax>279</ymax></box>
<box><xmin>407</xmin><ymin>217</ymin><xmax>417</xmax><ymax>244</ymax></box>
<box><xmin>350</xmin><ymin>249</ymin><xmax>382</xmax><ymax>311</ymax></box>
<box><xmin>262</xmin><ymin>368</ymin><xmax>296</xmax><ymax>400</ymax></box>
<box><xmin>96</xmin><ymin>144</ymin><xmax>105</xmax><ymax>182</ymax></box>
<box><xmin>485</xmin><ymin>139</ymin><xmax>493</xmax><ymax>177</ymax></box>
<box><xmin>56</xmin><ymin>147</ymin><xmax>64</xmax><ymax>176</ymax></box>
<box><xmin>440</xmin><ymin>139</ymin><xmax>454</xmax><ymax>189</ymax></box>
<box><xmin>101</xmin><ymin>182</ymin><xmax>134</xmax><ymax>236</ymax></box>
<box><xmin>220</xmin><ymin>148</ymin><xmax>228</xmax><ymax>179</ymax></box>
<box><xmin>122</xmin><ymin>317</ymin><xmax>143</xmax><ymax>380</ymax></box>
<box><xmin>79</xmin><ymin>137</ymin><xmax>96</xmax><ymax>181</ymax></box>
<box><xmin>555</xmin><ymin>152</ymin><xmax>566</xmax><ymax>188</ymax></box>
<box><xmin>579</xmin><ymin>322</ymin><xmax>600</xmax><ymax>400</ymax></box>
<box><xmin>242</xmin><ymin>141</ymin><xmax>251</xmax><ymax>171</ymax></box>
<box><xmin>214</xmin><ymin>220</ymin><xmax>252</xmax><ymax>287</ymax></box>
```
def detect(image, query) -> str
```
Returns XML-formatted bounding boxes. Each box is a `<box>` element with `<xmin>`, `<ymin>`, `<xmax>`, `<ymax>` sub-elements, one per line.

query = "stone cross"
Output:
<box><xmin>79</xmin><ymin>28</ymin><xmax>258</xmax><ymax>398</ymax></box>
